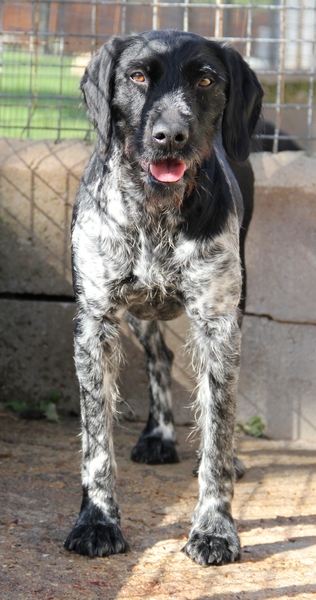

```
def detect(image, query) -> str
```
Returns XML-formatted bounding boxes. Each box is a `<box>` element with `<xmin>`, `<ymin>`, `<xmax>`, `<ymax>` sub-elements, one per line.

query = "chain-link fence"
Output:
<box><xmin>0</xmin><ymin>0</ymin><xmax>315</xmax><ymax>151</ymax></box>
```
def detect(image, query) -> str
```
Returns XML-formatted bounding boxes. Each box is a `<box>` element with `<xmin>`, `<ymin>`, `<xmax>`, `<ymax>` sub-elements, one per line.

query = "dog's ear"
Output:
<box><xmin>221</xmin><ymin>45</ymin><xmax>263</xmax><ymax>162</ymax></box>
<box><xmin>80</xmin><ymin>36</ymin><xmax>128</xmax><ymax>155</ymax></box>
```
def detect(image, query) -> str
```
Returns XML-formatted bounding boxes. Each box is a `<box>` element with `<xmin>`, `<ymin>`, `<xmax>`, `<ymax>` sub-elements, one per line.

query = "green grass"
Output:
<box><xmin>0</xmin><ymin>49</ymin><xmax>93</xmax><ymax>140</ymax></box>
<box><xmin>263</xmin><ymin>80</ymin><xmax>316</xmax><ymax>104</ymax></box>
<box><xmin>1</xmin><ymin>47</ymin><xmax>314</xmax><ymax>140</ymax></box>
<box><xmin>191</xmin><ymin>0</ymin><xmax>270</xmax><ymax>4</ymax></box>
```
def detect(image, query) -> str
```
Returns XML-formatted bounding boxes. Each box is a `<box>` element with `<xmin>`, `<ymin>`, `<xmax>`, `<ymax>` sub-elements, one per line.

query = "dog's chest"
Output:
<box><xmin>118</xmin><ymin>228</ymin><xmax>184</xmax><ymax>320</ymax></box>
<box><xmin>105</xmin><ymin>185</ymin><xmax>180</xmax><ymax>286</ymax></box>
<box><xmin>132</xmin><ymin>230</ymin><xmax>177</xmax><ymax>289</ymax></box>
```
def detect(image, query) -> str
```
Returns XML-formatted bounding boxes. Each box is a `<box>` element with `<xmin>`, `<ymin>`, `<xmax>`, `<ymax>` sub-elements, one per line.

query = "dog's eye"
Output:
<box><xmin>198</xmin><ymin>76</ymin><xmax>214</xmax><ymax>88</ymax></box>
<box><xmin>130</xmin><ymin>72</ymin><xmax>146</xmax><ymax>83</ymax></box>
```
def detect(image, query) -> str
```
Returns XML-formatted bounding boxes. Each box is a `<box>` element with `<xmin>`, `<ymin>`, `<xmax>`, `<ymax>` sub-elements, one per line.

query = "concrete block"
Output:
<box><xmin>1</xmin><ymin>299</ymin><xmax>315</xmax><ymax>442</ymax></box>
<box><xmin>2</xmin><ymin>141</ymin><xmax>315</xmax><ymax>323</ymax></box>
<box><xmin>0</xmin><ymin>300</ymin><xmax>194</xmax><ymax>425</ymax></box>
<box><xmin>248</xmin><ymin>152</ymin><xmax>316</xmax><ymax>324</ymax></box>
<box><xmin>124</xmin><ymin>312</ymin><xmax>316</xmax><ymax>442</ymax></box>
<box><xmin>238</xmin><ymin>315</ymin><xmax>316</xmax><ymax>442</ymax></box>
<box><xmin>0</xmin><ymin>299</ymin><xmax>78</xmax><ymax>412</ymax></box>
<box><xmin>0</xmin><ymin>139</ymin><xmax>92</xmax><ymax>295</ymax></box>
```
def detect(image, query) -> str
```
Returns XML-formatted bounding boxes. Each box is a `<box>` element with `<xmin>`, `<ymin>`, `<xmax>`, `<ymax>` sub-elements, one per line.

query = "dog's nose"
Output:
<box><xmin>152</xmin><ymin>119</ymin><xmax>189</xmax><ymax>150</ymax></box>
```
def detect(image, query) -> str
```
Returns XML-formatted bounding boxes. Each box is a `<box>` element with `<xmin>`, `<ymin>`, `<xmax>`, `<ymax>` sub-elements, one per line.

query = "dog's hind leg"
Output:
<box><xmin>64</xmin><ymin>311</ymin><xmax>129</xmax><ymax>557</ymax></box>
<box><xmin>126</xmin><ymin>313</ymin><xmax>179</xmax><ymax>464</ymax></box>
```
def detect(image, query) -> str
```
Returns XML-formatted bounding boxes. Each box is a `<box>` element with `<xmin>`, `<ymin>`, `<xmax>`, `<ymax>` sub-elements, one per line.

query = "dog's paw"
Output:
<box><xmin>64</xmin><ymin>507</ymin><xmax>129</xmax><ymax>557</ymax></box>
<box><xmin>131</xmin><ymin>435</ymin><xmax>179</xmax><ymax>464</ymax></box>
<box><xmin>182</xmin><ymin>530</ymin><xmax>240</xmax><ymax>566</ymax></box>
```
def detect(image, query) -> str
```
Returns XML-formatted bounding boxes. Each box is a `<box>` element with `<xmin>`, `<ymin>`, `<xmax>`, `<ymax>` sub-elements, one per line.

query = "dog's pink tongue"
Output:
<box><xmin>150</xmin><ymin>159</ymin><xmax>186</xmax><ymax>183</ymax></box>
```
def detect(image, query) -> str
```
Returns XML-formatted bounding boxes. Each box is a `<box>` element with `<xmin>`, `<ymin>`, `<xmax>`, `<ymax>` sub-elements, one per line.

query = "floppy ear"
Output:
<box><xmin>80</xmin><ymin>36</ymin><xmax>128</xmax><ymax>155</ymax></box>
<box><xmin>221</xmin><ymin>45</ymin><xmax>264</xmax><ymax>162</ymax></box>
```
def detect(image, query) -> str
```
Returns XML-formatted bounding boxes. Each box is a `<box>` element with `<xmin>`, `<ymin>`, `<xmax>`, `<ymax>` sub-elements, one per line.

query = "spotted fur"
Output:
<box><xmin>64</xmin><ymin>30</ymin><xmax>263</xmax><ymax>566</ymax></box>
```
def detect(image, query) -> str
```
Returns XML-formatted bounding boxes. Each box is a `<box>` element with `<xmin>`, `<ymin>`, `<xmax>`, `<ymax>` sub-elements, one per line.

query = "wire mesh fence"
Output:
<box><xmin>0</xmin><ymin>0</ymin><xmax>315</xmax><ymax>151</ymax></box>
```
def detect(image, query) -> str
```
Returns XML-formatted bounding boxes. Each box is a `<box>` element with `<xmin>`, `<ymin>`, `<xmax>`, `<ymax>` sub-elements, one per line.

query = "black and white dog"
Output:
<box><xmin>65</xmin><ymin>29</ymin><xmax>263</xmax><ymax>566</ymax></box>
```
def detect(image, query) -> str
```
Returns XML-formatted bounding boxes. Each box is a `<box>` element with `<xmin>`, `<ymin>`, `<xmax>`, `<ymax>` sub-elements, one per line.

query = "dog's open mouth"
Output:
<box><xmin>144</xmin><ymin>159</ymin><xmax>186</xmax><ymax>183</ymax></box>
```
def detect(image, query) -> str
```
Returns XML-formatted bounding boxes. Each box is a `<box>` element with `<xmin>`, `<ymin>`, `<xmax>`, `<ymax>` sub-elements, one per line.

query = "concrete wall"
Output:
<box><xmin>238</xmin><ymin>153</ymin><xmax>316</xmax><ymax>441</ymax></box>
<box><xmin>0</xmin><ymin>139</ymin><xmax>315</xmax><ymax>441</ymax></box>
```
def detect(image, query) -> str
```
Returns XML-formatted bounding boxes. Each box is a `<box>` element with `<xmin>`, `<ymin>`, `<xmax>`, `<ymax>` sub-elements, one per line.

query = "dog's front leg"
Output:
<box><xmin>64</xmin><ymin>311</ymin><xmax>129</xmax><ymax>557</ymax></box>
<box><xmin>182</xmin><ymin>311</ymin><xmax>241</xmax><ymax>566</ymax></box>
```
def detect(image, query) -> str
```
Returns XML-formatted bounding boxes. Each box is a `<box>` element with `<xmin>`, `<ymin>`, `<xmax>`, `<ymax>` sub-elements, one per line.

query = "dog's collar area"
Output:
<box><xmin>141</xmin><ymin>158</ymin><xmax>186</xmax><ymax>183</ymax></box>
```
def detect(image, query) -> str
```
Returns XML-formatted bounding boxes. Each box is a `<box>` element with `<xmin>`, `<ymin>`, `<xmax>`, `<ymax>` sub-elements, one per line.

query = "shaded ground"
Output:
<box><xmin>0</xmin><ymin>412</ymin><xmax>315</xmax><ymax>599</ymax></box>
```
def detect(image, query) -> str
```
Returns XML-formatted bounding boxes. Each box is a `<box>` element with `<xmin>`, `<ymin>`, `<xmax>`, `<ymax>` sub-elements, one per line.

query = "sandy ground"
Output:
<box><xmin>0</xmin><ymin>412</ymin><xmax>316</xmax><ymax>600</ymax></box>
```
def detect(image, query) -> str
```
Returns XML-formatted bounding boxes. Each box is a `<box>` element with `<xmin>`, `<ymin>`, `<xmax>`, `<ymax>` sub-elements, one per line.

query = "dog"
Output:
<box><xmin>252</xmin><ymin>119</ymin><xmax>302</xmax><ymax>152</ymax></box>
<box><xmin>64</xmin><ymin>29</ymin><xmax>263</xmax><ymax>566</ymax></box>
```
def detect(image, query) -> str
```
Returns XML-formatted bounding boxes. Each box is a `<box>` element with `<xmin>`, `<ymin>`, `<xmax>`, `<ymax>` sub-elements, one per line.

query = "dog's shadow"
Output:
<box><xmin>197</xmin><ymin>584</ymin><xmax>316</xmax><ymax>600</ymax></box>
<box><xmin>241</xmin><ymin>532</ymin><xmax>316</xmax><ymax>563</ymax></box>
<box><xmin>116</xmin><ymin>425</ymin><xmax>316</xmax><ymax>569</ymax></box>
<box><xmin>237</xmin><ymin>512</ymin><xmax>316</xmax><ymax>562</ymax></box>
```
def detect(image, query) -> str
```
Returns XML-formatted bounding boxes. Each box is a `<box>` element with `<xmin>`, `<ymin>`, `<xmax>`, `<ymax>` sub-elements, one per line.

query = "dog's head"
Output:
<box><xmin>81</xmin><ymin>30</ymin><xmax>263</xmax><ymax>211</ymax></box>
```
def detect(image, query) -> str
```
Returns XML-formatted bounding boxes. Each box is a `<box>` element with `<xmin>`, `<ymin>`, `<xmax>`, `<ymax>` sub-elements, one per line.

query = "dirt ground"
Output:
<box><xmin>0</xmin><ymin>412</ymin><xmax>315</xmax><ymax>600</ymax></box>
